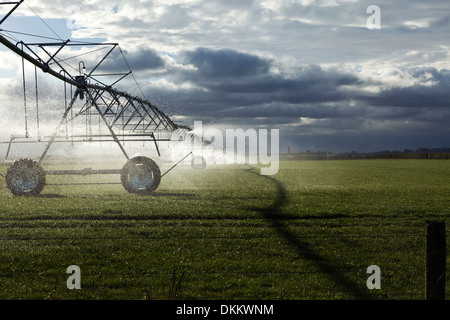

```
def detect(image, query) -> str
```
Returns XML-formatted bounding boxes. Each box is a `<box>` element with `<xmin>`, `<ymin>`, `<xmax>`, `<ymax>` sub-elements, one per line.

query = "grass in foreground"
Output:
<box><xmin>0</xmin><ymin>159</ymin><xmax>449</xmax><ymax>299</ymax></box>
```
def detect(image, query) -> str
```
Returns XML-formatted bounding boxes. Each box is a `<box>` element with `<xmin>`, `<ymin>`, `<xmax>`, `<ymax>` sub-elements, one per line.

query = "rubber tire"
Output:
<box><xmin>121</xmin><ymin>156</ymin><xmax>161</xmax><ymax>195</ymax></box>
<box><xmin>5</xmin><ymin>159</ymin><xmax>46</xmax><ymax>196</ymax></box>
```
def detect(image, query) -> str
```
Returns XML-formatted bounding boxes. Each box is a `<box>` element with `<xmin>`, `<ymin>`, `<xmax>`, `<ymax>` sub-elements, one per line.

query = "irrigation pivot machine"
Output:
<box><xmin>0</xmin><ymin>1</ymin><xmax>201</xmax><ymax>196</ymax></box>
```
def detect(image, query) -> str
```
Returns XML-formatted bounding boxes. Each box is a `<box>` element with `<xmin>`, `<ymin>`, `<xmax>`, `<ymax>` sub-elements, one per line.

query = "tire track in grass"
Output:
<box><xmin>245</xmin><ymin>167</ymin><xmax>371</xmax><ymax>299</ymax></box>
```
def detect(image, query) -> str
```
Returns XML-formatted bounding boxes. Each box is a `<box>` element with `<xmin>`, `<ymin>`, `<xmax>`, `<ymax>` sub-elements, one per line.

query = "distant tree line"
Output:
<box><xmin>282</xmin><ymin>147</ymin><xmax>450</xmax><ymax>160</ymax></box>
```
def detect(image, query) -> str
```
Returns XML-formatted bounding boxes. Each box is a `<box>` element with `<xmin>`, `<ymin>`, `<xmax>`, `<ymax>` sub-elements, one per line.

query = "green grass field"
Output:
<box><xmin>0</xmin><ymin>159</ymin><xmax>449</xmax><ymax>300</ymax></box>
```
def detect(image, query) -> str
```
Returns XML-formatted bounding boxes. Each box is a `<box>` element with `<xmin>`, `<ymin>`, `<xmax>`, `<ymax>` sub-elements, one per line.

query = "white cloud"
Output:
<box><xmin>402</xmin><ymin>19</ymin><xmax>432</xmax><ymax>29</ymax></box>
<box><xmin>1</xmin><ymin>0</ymin><xmax>450</xmax><ymax>152</ymax></box>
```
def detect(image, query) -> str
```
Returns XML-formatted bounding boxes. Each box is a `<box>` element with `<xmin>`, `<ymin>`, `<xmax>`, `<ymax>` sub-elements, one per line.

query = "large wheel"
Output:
<box><xmin>5</xmin><ymin>159</ymin><xmax>46</xmax><ymax>196</ymax></box>
<box><xmin>121</xmin><ymin>156</ymin><xmax>161</xmax><ymax>195</ymax></box>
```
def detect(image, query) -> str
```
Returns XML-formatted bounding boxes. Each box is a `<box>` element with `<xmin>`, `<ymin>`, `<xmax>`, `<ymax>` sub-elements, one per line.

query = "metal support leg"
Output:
<box><xmin>87</xmin><ymin>90</ymin><xmax>130</xmax><ymax>161</ymax></box>
<box><xmin>152</xmin><ymin>133</ymin><xmax>161</xmax><ymax>157</ymax></box>
<box><xmin>39</xmin><ymin>91</ymin><xmax>79</xmax><ymax>164</ymax></box>
<box><xmin>5</xmin><ymin>135</ymin><xmax>16</xmax><ymax>160</ymax></box>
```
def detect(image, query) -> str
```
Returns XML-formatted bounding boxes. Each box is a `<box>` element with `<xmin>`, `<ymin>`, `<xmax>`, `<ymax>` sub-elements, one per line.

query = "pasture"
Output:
<box><xmin>0</xmin><ymin>159</ymin><xmax>449</xmax><ymax>299</ymax></box>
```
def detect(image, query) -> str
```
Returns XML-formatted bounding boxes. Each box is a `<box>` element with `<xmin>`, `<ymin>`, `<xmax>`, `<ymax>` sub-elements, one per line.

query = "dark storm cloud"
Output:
<box><xmin>93</xmin><ymin>47</ymin><xmax>166</xmax><ymax>73</ymax></box>
<box><xmin>430</xmin><ymin>15</ymin><xmax>450</xmax><ymax>28</ymax></box>
<box><xmin>57</xmin><ymin>0</ymin><xmax>450</xmax><ymax>152</ymax></box>
<box><xmin>363</xmin><ymin>68</ymin><xmax>450</xmax><ymax>109</ymax></box>
<box><xmin>367</xmin><ymin>106</ymin><xmax>426</xmax><ymax>120</ymax></box>
<box><xmin>122</xmin><ymin>48</ymin><xmax>166</xmax><ymax>70</ymax></box>
<box><xmin>183</xmin><ymin>47</ymin><xmax>271</xmax><ymax>78</ymax></box>
<box><xmin>143</xmin><ymin>48</ymin><xmax>450</xmax><ymax>154</ymax></box>
<box><xmin>168</xmin><ymin>49</ymin><xmax>361</xmax><ymax>115</ymax></box>
<box><xmin>215</xmin><ymin>102</ymin><xmax>368</xmax><ymax>120</ymax></box>
<box><xmin>206</xmin><ymin>64</ymin><xmax>359</xmax><ymax>94</ymax></box>
<box><xmin>2</xmin><ymin>0</ymin><xmax>450</xmax><ymax>152</ymax></box>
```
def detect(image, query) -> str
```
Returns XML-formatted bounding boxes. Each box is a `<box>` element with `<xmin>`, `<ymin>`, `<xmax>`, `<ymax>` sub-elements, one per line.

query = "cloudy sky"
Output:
<box><xmin>0</xmin><ymin>0</ymin><xmax>450</xmax><ymax>153</ymax></box>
